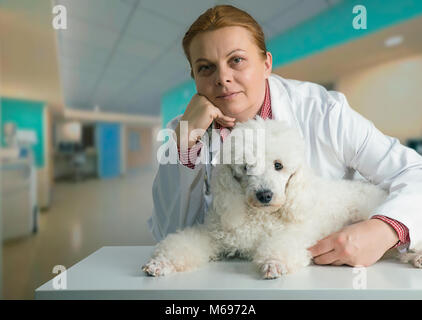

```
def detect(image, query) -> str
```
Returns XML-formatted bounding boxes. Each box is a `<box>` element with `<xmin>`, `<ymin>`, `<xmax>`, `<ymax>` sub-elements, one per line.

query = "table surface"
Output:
<box><xmin>35</xmin><ymin>246</ymin><xmax>422</xmax><ymax>300</ymax></box>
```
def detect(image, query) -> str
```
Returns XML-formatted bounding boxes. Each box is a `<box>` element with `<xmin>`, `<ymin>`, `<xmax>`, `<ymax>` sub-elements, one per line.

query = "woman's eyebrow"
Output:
<box><xmin>194</xmin><ymin>49</ymin><xmax>246</xmax><ymax>64</ymax></box>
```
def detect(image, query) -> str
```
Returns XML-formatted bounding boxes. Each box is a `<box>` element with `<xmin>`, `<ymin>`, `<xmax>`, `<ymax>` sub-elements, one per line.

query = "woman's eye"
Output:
<box><xmin>274</xmin><ymin>161</ymin><xmax>283</xmax><ymax>171</ymax></box>
<box><xmin>232</xmin><ymin>57</ymin><xmax>244</xmax><ymax>64</ymax></box>
<box><xmin>198</xmin><ymin>58</ymin><xmax>243</xmax><ymax>73</ymax></box>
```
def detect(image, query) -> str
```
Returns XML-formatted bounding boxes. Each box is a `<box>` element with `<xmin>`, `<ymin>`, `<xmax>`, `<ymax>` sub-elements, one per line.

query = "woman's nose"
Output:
<box><xmin>215</xmin><ymin>66</ymin><xmax>232</xmax><ymax>86</ymax></box>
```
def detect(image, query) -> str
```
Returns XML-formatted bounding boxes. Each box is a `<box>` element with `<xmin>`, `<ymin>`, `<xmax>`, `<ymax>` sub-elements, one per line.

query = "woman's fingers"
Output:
<box><xmin>313</xmin><ymin>249</ymin><xmax>340</xmax><ymax>265</ymax></box>
<box><xmin>308</xmin><ymin>236</ymin><xmax>334</xmax><ymax>258</ymax></box>
<box><xmin>331</xmin><ymin>260</ymin><xmax>345</xmax><ymax>266</ymax></box>
<box><xmin>215</xmin><ymin>111</ymin><xmax>236</xmax><ymax>127</ymax></box>
<box><xmin>214</xmin><ymin>110</ymin><xmax>235</xmax><ymax>122</ymax></box>
<box><xmin>215</xmin><ymin>118</ymin><xmax>236</xmax><ymax>127</ymax></box>
<box><xmin>219</xmin><ymin>115</ymin><xmax>236</xmax><ymax>123</ymax></box>
<box><xmin>211</xmin><ymin>105</ymin><xmax>235</xmax><ymax>120</ymax></box>
<box><xmin>198</xmin><ymin>95</ymin><xmax>236</xmax><ymax>127</ymax></box>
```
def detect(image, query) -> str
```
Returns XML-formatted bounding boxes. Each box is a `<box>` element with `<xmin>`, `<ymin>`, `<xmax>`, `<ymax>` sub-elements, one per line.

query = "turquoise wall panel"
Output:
<box><xmin>0</xmin><ymin>97</ymin><xmax>45</xmax><ymax>168</ymax></box>
<box><xmin>161</xmin><ymin>80</ymin><xmax>196</xmax><ymax>128</ymax></box>
<box><xmin>268</xmin><ymin>0</ymin><xmax>422</xmax><ymax>68</ymax></box>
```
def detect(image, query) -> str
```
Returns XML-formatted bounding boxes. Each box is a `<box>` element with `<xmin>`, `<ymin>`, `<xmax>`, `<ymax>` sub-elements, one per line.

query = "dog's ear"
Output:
<box><xmin>210</xmin><ymin>165</ymin><xmax>247</xmax><ymax>230</ymax></box>
<box><xmin>281</xmin><ymin>165</ymin><xmax>309</xmax><ymax>223</ymax></box>
<box><xmin>285</xmin><ymin>165</ymin><xmax>307</xmax><ymax>196</ymax></box>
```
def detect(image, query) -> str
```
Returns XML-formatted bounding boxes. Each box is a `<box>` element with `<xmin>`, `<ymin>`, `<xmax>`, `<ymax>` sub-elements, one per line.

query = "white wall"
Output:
<box><xmin>336</xmin><ymin>54</ymin><xmax>422</xmax><ymax>143</ymax></box>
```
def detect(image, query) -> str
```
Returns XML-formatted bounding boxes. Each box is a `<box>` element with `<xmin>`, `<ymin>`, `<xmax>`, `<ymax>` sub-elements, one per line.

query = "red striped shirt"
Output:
<box><xmin>371</xmin><ymin>215</ymin><xmax>410</xmax><ymax>249</ymax></box>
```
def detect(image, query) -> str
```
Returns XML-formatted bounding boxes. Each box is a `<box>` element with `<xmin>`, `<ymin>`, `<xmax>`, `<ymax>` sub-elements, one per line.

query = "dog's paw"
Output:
<box><xmin>260</xmin><ymin>260</ymin><xmax>285</xmax><ymax>279</ymax></box>
<box><xmin>413</xmin><ymin>255</ymin><xmax>422</xmax><ymax>268</ymax></box>
<box><xmin>142</xmin><ymin>258</ymin><xmax>175</xmax><ymax>277</ymax></box>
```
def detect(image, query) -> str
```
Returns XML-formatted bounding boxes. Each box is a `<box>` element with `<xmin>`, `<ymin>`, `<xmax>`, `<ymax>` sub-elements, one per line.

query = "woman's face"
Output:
<box><xmin>189</xmin><ymin>26</ymin><xmax>272</xmax><ymax>122</ymax></box>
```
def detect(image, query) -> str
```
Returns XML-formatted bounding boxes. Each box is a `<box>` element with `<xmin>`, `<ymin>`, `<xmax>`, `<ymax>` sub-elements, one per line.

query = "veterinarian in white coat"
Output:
<box><xmin>148</xmin><ymin>5</ymin><xmax>422</xmax><ymax>267</ymax></box>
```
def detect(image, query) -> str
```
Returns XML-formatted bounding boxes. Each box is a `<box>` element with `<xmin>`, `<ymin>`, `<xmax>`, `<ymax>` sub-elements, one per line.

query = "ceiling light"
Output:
<box><xmin>384</xmin><ymin>35</ymin><xmax>404</xmax><ymax>47</ymax></box>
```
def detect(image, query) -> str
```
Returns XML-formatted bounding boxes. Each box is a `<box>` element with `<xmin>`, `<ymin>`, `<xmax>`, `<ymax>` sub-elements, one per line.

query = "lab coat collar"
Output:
<box><xmin>268</xmin><ymin>74</ymin><xmax>300</xmax><ymax>133</ymax></box>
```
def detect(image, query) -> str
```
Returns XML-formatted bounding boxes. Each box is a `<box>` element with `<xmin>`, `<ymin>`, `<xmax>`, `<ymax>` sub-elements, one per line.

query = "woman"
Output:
<box><xmin>149</xmin><ymin>5</ymin><xmax>422</xmax><ymax>267</ymax></box>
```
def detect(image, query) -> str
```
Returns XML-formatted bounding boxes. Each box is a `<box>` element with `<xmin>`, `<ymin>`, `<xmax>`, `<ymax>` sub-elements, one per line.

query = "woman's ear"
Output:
<box><xmin>264</xmin><ymin>51</ymin><xmax>272</xmax><ymax>78</ymax></box>
<box><xmin>210</xmin><ymin>165</ymin><xmax>247</xmax><ymax>230</ymax></box>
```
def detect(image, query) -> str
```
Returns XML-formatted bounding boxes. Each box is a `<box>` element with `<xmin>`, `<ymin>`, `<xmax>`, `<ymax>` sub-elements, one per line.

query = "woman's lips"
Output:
<box><xmin>217</xmin><ymin>92</ymin><xmax>240</xmax><ymax>100</ymax></box>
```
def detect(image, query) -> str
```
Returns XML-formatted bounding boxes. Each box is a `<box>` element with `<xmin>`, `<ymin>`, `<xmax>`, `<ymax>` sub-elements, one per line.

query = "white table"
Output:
<box><xmin>35</xmin><ymin>246</ymin><xmax>422</xmax><ymax>300</ymax></box>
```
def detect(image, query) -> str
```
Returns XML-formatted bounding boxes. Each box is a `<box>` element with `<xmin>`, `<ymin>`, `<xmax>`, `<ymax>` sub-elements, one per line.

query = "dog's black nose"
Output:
<box><xmin>256</xmin><ymin>190</ymin><xmax>273</xmax><ymax>204</ymax></box>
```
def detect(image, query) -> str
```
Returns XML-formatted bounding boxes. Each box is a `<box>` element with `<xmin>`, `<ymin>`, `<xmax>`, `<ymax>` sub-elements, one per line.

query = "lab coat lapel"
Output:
<box><xmin>268</xmin><ymin>74</ymin><xmax>302</xmax><ymax>137</ymax></box>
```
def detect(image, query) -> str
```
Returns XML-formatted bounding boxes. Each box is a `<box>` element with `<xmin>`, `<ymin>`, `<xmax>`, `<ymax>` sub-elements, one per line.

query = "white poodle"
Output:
<box><xmin>143</xmin><ymin>118</ymin><xmax>421</xmax><ymax>279</ymax></box>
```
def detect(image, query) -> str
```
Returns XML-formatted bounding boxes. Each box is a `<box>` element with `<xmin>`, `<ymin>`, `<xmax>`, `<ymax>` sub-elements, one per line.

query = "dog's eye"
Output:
<box><xmin>274</xmin><ymin>161</ymin><xmax>283</xmax><ymax>171</ymax></box>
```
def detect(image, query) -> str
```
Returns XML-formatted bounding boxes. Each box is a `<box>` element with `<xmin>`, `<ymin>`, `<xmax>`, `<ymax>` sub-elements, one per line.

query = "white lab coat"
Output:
<box><xmin>149</xmin><ymin>74</ymin><xmax>422</xmax><ymax>251</ymax></box>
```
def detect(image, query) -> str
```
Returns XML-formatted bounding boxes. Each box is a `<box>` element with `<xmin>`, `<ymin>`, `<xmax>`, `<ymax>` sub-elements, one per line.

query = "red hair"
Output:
<box><xmin>182</xmin><ymin>5</ymin><xmax>267</xmax><ymax>78</ymax></box>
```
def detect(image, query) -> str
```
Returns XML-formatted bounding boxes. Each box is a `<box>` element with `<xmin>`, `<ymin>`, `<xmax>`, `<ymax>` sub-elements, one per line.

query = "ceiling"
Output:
<box><xmin>53</xmin><ymin>0</ymin><xmax>343</xmax><ymax>116</ymax></box>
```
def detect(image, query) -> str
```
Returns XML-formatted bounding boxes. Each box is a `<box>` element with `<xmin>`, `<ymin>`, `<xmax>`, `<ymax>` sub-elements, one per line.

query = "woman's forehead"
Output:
<box><xmin>190</xmin><ymin>26</ymin><xmax>256</xmax><ymax>61</ymax></box>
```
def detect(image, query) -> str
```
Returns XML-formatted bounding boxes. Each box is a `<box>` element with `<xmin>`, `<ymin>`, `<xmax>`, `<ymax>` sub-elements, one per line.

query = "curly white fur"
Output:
<box><xmin>143</xmin><ymin>118</ymin><xmax>421</xmax><ymax>279</ymax></box>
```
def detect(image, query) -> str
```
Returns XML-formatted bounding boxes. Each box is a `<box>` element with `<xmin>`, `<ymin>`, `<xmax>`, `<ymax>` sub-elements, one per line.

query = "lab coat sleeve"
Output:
<box><xmin>326</xmin><ymin>91</ymin><xmax>422</xmax><ymax>251</ymax></box>
<box><xmin>148</xmin><ymin>116</ymin><xmax>207</xmax><ymax>242</ymax></box>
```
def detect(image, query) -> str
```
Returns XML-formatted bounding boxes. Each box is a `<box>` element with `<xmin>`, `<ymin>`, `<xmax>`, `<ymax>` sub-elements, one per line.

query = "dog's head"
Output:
<box><xmin>218</xmin><ymin>117</ymin><xmax>306</xmax><ymax>213</ymax></box>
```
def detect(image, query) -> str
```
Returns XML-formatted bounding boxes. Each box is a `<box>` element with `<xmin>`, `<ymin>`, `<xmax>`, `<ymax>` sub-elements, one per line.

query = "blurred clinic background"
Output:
<box><xmin>0</xmin><ymin>0</ymin><xmax>422</xmax><ymax>299</ymax></box>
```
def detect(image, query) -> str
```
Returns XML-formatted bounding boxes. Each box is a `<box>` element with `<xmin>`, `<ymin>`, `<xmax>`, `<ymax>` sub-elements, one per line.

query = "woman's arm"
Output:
<box><xmin>308</xmin><ymin>218</ymin><xmax>399</xmax><ymax>267</ymax></box>
<box><xmin>149</xmin><ymin>93</ymin><xmax>236</xmax><ymax>241</ymax></box>
<box><xmin>148</xmin><ymin>116</ymin><xmax>207</xmax><ymax>241</ymax></box>
<box><xmin>327</xmin><ymin>91</ymin><xmax>422</xmax><ymax>250</ymax></box>
<box><xmin>310</xmin><ymin>91</ymin><xmax>422</xmax><ymax>265</ymax></box>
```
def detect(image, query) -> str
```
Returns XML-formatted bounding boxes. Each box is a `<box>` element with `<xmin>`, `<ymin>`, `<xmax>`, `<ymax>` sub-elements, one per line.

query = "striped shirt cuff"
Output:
<box><xmin>177</xmin><ymin>141</ymin><xmax>203</xmax><ymax>169</ymax></box>
<box><xmin>371</xmin><ymin>215</ymin><xmax>410</xmax><ymax>248</ymax></box>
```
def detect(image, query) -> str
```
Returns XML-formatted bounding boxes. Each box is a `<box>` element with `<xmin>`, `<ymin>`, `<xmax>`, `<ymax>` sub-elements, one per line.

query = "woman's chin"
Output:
<box><xmin>218</xmin><ymin>104</ymin><xmax>250</xmax><ymax>118</ymax></box>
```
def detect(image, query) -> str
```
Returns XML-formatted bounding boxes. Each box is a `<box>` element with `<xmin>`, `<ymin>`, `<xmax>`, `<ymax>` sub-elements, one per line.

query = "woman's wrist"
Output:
<box><xmin>369</xmin><ymin>218</ymin><xmax>400</xmax><ymax>249</ymax></box>
<box><xmin>175</xmin><ymin>122</ymin><xmax>205</xmax><ymax>148</ymax></box>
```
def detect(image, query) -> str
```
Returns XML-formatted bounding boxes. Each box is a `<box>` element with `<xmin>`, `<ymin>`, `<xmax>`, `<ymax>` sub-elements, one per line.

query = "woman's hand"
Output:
<box><xmin>307</xmin><ymin>219</ymin><xmax>399</xmax><ymax>267</ymax></box>
<box><xmin>175</xmin><ymin>93</ymin><xmax>236</xmax><ymax>148</ymax></box>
